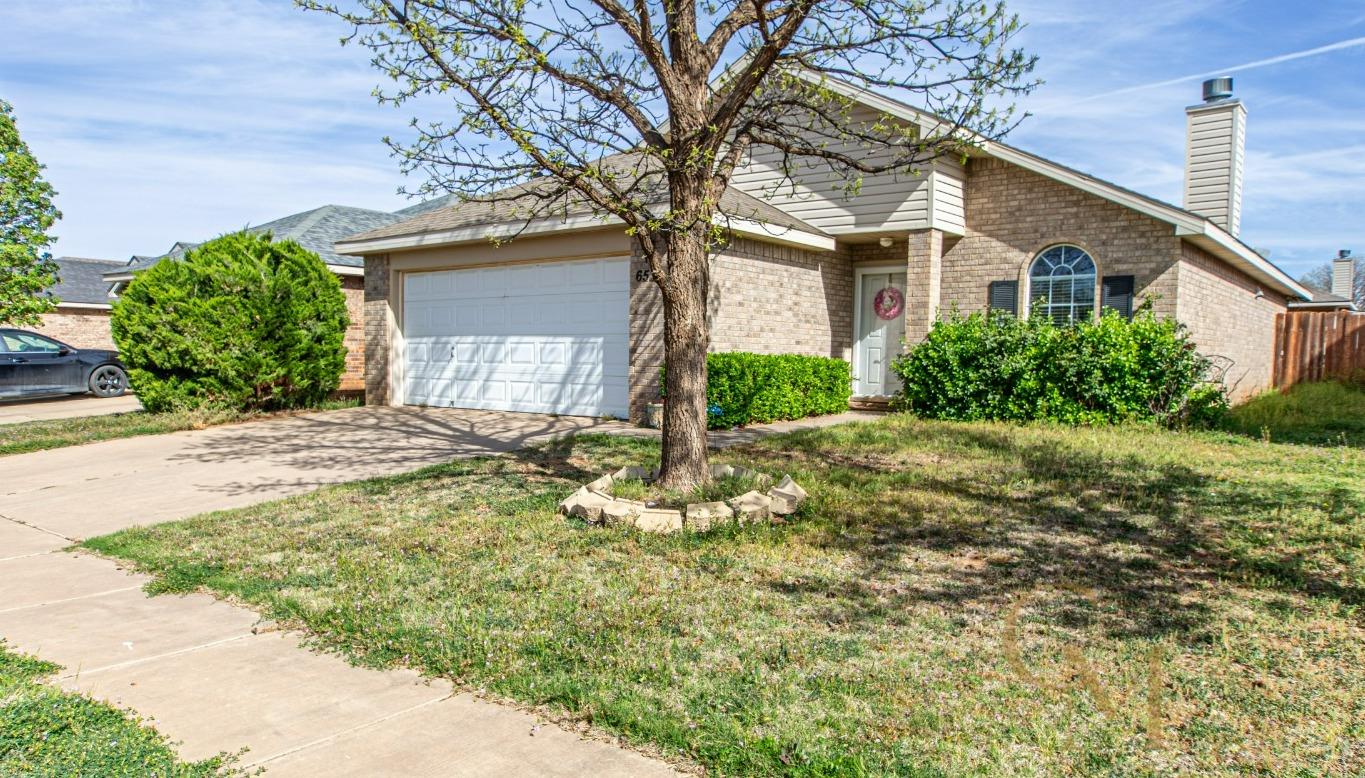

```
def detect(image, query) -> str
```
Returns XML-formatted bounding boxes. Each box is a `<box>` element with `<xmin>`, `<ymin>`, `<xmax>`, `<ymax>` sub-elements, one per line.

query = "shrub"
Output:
<box><xmin>662</xmin><ymin>352</ymin><xmax>852</xmax><ymax>429</ymax></box>
<box><xmin>891</xmin><ymin>309</ymin><xmax>1227</xmax><ymax>427</ymax></box>
<box><xmin>111</xmin><ymin>232</ymin><xmax>349</xmax><ymax>413</ymax></box>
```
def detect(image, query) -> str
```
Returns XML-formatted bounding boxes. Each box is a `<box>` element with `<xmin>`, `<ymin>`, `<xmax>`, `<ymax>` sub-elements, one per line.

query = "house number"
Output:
<box><xmin>634</xmin><ymin>268</ymin><xmax>652</xmax><ymax>282</ymax></box>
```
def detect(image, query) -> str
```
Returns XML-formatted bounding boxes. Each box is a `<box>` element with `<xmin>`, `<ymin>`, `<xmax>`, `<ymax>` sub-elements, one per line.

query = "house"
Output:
<box><xmin>31</xmin><ymin>257</ymin><xmax>125</xmax><ymax>348</ymax></box>
<box><xmin>337</xmin><ymin>76</ymin><xmax>1314</xmax><ymax>422</ymax></box>
<box><xmin>1288</xmin><ymin>250</ymin><xmax>1358</xmax><ymax>312</ymax></box>
<box><xmin>99</xmin><ymin>204</ymin><xmax>419</xmax><ymax>391</ymax></box>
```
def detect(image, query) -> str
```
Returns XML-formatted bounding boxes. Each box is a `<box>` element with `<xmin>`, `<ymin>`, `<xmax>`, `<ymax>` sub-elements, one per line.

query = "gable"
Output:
<box><xmin>727</xmin><ymin>102</ymin><xmax>967</xmax><ymax>237</ymax></box>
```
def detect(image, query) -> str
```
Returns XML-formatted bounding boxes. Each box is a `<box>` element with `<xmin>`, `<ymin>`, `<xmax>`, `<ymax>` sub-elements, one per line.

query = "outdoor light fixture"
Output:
<box><xmin>879</xmin><ymin>237</ymin><xmax>894</xmax><ymax>247</ymax></box>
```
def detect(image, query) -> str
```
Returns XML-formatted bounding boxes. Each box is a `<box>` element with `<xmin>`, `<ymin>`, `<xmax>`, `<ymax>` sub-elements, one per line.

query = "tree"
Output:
<box><xmin>111</xmin><ymin>232</ymin><xmax>349</xmax><ymax>413</ymax></box>
<box><xmin>0</xmin><ymin>99</ymin><xmax>61</xmax><ymax>326</ymax></box>
<box><xmin>303</xmin><ymin>0</ymin><xmax>1036</xmax><ymax>488</ymax></box>
<box><xmin>1300</xmin><ymin>258</ymin><xmax>1363</xmax><ymax>309</ymax></box>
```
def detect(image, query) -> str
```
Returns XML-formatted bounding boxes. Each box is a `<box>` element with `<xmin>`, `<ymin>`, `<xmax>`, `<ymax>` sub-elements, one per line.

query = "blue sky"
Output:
<box><xmin>1</xmin><ymin>0</ymin><xmax>1362</xmax><ymax>278</ymax></box>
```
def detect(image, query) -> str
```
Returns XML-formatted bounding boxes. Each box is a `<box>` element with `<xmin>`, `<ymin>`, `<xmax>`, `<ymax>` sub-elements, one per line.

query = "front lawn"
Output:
<box><xmin>0</xmin><ymin>397</ymin><xmax>360</xmax><ymax>457</ymax></box>
<box><xmin>0</xmin><ymin>642</ymin><xmax>240</xmax><ymax>776</ymax></box>
<box><xmin>86</xmin><ymin>418</ymin><xmax>1364</xmax><ymax>776</ymax></box>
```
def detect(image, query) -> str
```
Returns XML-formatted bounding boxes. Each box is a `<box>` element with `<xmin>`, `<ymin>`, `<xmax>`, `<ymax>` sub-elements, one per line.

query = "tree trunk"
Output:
<box><xmin>656</xmin><ymin>231</ymin><xmax>710</xmax><ymax>490</ymax></box>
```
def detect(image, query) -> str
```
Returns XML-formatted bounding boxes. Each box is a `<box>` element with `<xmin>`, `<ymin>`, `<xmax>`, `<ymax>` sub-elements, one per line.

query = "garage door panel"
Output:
<box><xmin>402</xmin><ymin>258</ymin><xmax>628</xmax><ymax>417</ymax></box>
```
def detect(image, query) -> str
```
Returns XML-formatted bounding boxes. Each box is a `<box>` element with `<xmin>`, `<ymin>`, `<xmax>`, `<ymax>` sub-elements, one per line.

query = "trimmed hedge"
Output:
<box><xmin>663</xmin><ymin>352</ymin><xmax>852</xmax><ymax>430</ymax></box>
<box><xmin>890</xmin><ymin>309</ymin><xmax>1227</xmax><ymax>427</ymax></box>
<box><xmin>111</xmin><ymin>232</ymin><xmax>349</xmax><ymax>413</ymax></box>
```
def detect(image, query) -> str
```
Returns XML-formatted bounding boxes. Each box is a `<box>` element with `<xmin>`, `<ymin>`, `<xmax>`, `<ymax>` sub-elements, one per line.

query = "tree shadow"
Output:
<box><xmin>747</xmin><ymin>423</ymin><xmax>1363</xmax><ymax>640</ymax></box>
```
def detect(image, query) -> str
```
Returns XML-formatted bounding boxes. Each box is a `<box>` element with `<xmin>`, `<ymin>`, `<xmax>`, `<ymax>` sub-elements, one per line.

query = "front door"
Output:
<box><xmin>854</xmin><ymin>270</ymin><xmax>907</xmax><ymax>397</ymax></box>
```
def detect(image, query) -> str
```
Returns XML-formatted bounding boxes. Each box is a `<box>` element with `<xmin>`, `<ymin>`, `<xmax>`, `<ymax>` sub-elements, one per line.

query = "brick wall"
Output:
<box><xmin>1176</xmin><ymin>243</ymin><xmax>1287</xmax><ymax>399</ymax></box>
<box><xmin>935</xmin><ymin>157</ymin><xmax>1182</xmax><ymax>327</ymax></box>
<box><xmin>34</xmin><ymin>307</ymin><xmax>115</xmax><ymax>349</ymax></box>
<box><xmin>363</xmin><ymin>255</ymin><xmax>391</xmax><ymax>405</ymax></box>
<box><xmin>628</xmin><ymin>237</ymin><xmax>852</xmax><ymax>422</ymax></box>
<box><xmin>339</xmin><ymin>276</ymin><xmax>365</xmax><ymax>391</ymax></box>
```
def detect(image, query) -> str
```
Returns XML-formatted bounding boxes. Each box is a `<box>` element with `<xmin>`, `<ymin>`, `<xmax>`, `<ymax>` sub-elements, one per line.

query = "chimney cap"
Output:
<box><xmin>1339</xmin><ymin>249</ymin><xmax>1353</xmax><ymax>259</ymax></box>
<box><xmin>1202</xmin><ymin>77</ymin><xmax>1234</xmax><ymax>103</ymax></box>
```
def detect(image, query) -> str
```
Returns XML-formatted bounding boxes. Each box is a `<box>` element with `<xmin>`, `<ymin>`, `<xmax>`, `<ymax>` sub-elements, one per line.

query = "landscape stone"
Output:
<box><xmin>684</xmin><ymin>501</ymin><xmax>734</xmax><ymax>531</ymax></box>
<box><xmin>767</xmin><ymin>475</ymin><xmax>808</xmax><ymax>516</ymax></box>
<box><xmin>612</xmin><ymin>466</ymin><xmax>651</xmax><ymax>482</ymax></box>
<box><xmin>565</xmin><ymin>489</ymin><xmax>613</xmax><ymax>522</ymax></box>
<box><xmin>635</xmin><ymin>509</ymin><xmax>684</xmax><ymax>533</ymax></box>
<box><xmin>727</xmin><ymin>490</ymin><xmax>772</xmax><ymax>523</ymax></box>
<box><xmin>709</xmin><ymin>463</ymin><xmax>736</xmax><ymax>479</ymax></box>
<box><xmin>585</xmin><ymin>473</ymin><xmax>615</xmax><ymax>494</ymax></box>
<box><xmin>601</xmin><ymin>499</ymin><xmax>644</xmax><ymax>526</ymax></box>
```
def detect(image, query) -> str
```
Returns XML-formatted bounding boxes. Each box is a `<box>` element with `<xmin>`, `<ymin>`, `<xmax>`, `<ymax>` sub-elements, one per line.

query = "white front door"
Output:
<box><xmin>401</xmin><ymin>258</ymin><xmax>629</xmax><ymax>417</ymax></box>
<box><xmin>854</xmin><ymin>270</ymin><xmax>907</xmax><ymax>397</ymax></box>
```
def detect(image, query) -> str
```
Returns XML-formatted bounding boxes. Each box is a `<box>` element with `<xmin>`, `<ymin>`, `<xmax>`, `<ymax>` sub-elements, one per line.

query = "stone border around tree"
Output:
<box><xmin>556</xmin><ymin>464</ymin><xmax>809</xmax><ymax>533</ymax></box>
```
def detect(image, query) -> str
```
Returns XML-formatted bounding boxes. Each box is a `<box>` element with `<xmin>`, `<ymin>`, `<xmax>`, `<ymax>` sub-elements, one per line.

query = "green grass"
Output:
<box><xmin>1222</xmin><ymin>380</ymin><xmax>1365</xmax><ymax>447</ymax></box>
<box><xmin>0</xmin><ymin>642</ymin><xmax>241</xmax><ymax>776</ymax></box>
<box><xmin>85</xmin><ymin>418</ymin><xmax>1365</xmax><ymax>776</ymax></box>
<box><xmin>0</xmin><ymin>397</ymin><xmax>360</xmax><ymax>457</ymax></box>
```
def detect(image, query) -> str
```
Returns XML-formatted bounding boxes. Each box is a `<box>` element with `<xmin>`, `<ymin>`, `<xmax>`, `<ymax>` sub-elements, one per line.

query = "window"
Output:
<box><xmin>1029</xmin><ymin>245</ymin><xmax>1096</xmax><ymax>324</ymax></box>
<box><xmin>2</xmin><ymin>332</ymin><xmax>64</xmax><ymax>353</ymax></box>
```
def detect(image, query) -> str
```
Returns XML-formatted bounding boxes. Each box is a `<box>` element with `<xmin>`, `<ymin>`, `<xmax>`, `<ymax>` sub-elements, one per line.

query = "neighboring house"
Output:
<box><xmin>1289</xmin><ymin>251</ymin><xmax>1359</xmax><ymax>312</ymax></box>
<box><xmin>102</xmin><ymin>204</ymin><xmax>417</xmax><ymax>391</ymax></box>
<box><xmin>31</xmin><ymin>257</ymin><xmax>125</xmax><ymax>349</ymax></box>
<box><xmin>336</xmin><ymin>75</ymin><xmax>1313</xmax><ymax>422</ymax></box>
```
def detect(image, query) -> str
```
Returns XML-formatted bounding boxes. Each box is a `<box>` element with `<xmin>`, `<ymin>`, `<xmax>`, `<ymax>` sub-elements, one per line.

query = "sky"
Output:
<box><xmin>1</xmin><ymin>0</ymin><xmax>1362</xmax><ymax>279</ymax></box>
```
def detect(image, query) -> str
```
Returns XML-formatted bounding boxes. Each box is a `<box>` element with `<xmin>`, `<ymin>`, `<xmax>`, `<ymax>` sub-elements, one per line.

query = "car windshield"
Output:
<box><xmin>1</xmin><ymin>332</ymin><xmax>64</xmax><ymax>353</ymax></box>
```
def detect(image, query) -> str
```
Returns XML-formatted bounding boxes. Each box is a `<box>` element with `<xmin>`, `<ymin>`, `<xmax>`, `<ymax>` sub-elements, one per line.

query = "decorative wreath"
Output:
<box><xmin>873</xmin><ymin>287</ymin><xmax>904</xmax><ymax>320</ymax></box>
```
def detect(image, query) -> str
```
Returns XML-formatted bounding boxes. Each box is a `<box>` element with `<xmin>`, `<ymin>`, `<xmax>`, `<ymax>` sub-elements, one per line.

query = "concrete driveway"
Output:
<box><xmin>0</xmin><ymin>393</ymin><xmax>142</xmax><ymax>425</ymax></box>
<box><xmin>0</xmin><ymin>406</ymin><xmax>676</xmax><ymax>776</ymax></box>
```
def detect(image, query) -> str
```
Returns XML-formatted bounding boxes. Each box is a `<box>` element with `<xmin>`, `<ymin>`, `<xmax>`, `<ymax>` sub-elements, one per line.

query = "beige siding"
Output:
<box><xmin>1175</xmin><ymin>243</ymin><xmax>1286</xmax><ymax>400</ymax></box>
<box><xmin>729</xmin><ymin>104</ymin><xmax>946</xmax><ymax>235</ymax></box>
<box><xmin>1183</xmin><ymin>101</ymin><xmax>1245</xmax><ymax>235</ymax></box>
<box><xmin>929</xmin><ymin>157</ymin><xmax>966</xmax><ymax>235</ymax></box>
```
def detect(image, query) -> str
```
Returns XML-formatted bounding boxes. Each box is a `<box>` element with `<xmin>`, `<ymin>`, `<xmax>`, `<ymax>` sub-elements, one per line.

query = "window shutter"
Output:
<box><xmin>1101</xmin><ymin>275</ymin><xmax>1135</xmax><ymax>319</ymax></box>
<box><xmin>988</xmin><ymin>280</ymin><xmax>1018</xmax><ymax>315</ymax></box>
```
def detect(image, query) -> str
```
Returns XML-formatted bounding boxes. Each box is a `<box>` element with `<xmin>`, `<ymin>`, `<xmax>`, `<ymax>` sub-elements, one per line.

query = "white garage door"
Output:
<box><xmin>402</xmin><ymin>257</ymin><xmax>629</xmax><ymax>417</ymax></box>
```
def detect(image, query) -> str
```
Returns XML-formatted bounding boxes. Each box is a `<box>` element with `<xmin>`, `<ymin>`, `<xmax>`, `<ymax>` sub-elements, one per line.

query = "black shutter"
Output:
<box><xmin>988</xmin><ymin>280</ymin><xmax>1018</xmax><ymax>316</ymax></box>
<box><xmin>1101</xmin><ymin>275</ymin><xmax>1135</xmax><ymax>319</ymax></box>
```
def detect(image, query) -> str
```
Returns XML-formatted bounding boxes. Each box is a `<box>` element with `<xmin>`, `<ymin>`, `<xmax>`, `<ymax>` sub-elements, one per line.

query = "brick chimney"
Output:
<box><xmin>1184</xmin><ymin>77</ymin><xmax>1246</xmax><ymax>235</ymax></box>
<box><xmin>1333</xmin><ymin>249</ymin><xmax>1355</xmax><ymax>299</ymax></box>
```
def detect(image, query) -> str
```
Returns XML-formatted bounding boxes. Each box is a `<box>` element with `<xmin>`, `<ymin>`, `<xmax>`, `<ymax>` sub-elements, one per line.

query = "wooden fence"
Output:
<box><xmin>1272</xmin><ymin>310</ymin><xmax>1365</xmax><ymax>388</ymax></box>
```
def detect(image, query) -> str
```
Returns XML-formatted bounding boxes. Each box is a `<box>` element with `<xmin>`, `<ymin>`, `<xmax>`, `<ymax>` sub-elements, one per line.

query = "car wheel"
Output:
<box><xmin>89</xmin><ymin>364</ymin><xmax>128</xmax><ymax>398</ymax></box>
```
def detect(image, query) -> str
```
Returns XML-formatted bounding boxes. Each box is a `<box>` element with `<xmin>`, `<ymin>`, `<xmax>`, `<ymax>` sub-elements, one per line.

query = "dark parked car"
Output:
<box><xmin>0</xmin><ymin>329</ymin><xmax>128</xmax><ymax>400</ymax></box>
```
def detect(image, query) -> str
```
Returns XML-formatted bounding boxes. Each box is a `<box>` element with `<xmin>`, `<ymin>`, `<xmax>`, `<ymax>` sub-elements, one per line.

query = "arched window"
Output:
<box><xmin>1029</xmin><ymin>245</ymin><xmax>1096</xmax><ymax>324</ymax></box>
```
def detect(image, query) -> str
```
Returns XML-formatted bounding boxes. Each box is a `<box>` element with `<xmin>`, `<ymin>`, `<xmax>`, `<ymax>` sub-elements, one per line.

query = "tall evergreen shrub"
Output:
<box><xmin>111</xmin><ymin>232</ymin><xmax>349</xmax><ymax>412</ymax></box>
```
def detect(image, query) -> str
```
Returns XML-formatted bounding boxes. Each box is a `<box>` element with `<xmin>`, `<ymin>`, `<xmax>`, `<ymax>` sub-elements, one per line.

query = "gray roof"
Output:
<box><xmin>391</xmin><ymin>194</ymin><xmax>461</xmax><ymax>218</ymax></box>
<box><xmin>343</xmin><ymin>159</ymin><xmax>824</xmax><ymax>245</ymax></box>
<box><xmin>44</xmin><ymin>257</ymin><xmax>123</xmax><ymax>305</ymax></box>
<box><xmin>346</xmin><ymin>186</ymin><xmax>820</xmax><ymax>245</ymax></box>
<box><xmin>248</xmin><ymin>204</ymin><xmax>403</xmax><ymax>266</ymax></box>
<box><xmin>106</xmin><ymin>205</ymin><xmax>407</xmax><ymax>282</ymax></box>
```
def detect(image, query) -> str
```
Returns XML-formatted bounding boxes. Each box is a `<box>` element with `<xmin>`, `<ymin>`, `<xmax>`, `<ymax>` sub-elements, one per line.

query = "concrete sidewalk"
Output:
<box><xmin>0</xmin><ymin>393</ymin><xmax>142</xmax><ymax>425</ymax></box>
<box><xmin>0</xmin><ymin>406</ymin><xmax>677</xmax><ymax>776</ymax></box>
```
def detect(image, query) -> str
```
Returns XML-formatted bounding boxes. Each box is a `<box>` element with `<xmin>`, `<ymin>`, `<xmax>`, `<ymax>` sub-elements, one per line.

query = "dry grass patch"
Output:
<box><xmin>85</xmin><ymin>418</ymin><xmax>1365</xmax><ymax>776</ymax></box>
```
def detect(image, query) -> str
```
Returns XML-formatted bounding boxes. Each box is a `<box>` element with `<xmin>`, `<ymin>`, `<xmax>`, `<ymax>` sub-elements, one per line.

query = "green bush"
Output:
<box><xmin>111</xmin><ymin>232</ymin><xmax>349</xmax><ymax>413</ymax></box>
<box><xmin>662</xmin><ymin>352</ymin><xmax>852</xmax><ymax>429</ymax></box>
<box><xmin>891</xmin><ymin>309</ymin><xmax>1227</xmax><ymax>426</ymax></box>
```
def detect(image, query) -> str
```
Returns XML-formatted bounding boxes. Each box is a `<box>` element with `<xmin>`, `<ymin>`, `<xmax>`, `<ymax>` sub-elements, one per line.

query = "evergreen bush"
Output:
<box><xmin>111</xmin><ymin>232</ymin><xmax>349</xmax><ymax>413</ymax></box>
